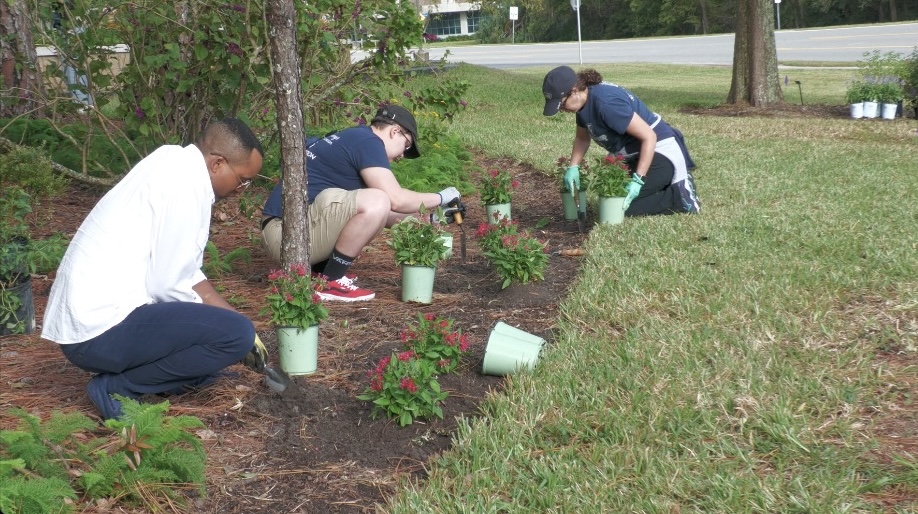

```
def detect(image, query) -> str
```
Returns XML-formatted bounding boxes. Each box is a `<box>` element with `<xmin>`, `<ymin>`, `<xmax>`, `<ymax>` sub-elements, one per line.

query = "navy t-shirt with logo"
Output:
<box><xmin>263</xmin><ymin>125</ymin><xmax>390</xmax><ymax>217</ymax></box>
<box><xmin>575</xmin><ymin>82</ymin><xmax>676</xmax><ymax>155</ymax></box>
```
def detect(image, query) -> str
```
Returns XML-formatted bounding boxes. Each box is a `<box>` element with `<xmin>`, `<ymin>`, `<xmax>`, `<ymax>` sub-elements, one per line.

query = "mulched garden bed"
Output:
<box><xmin>1</xmin><ymin>154</ymin><xmax>589</xmax><ymax>513</ymax></box>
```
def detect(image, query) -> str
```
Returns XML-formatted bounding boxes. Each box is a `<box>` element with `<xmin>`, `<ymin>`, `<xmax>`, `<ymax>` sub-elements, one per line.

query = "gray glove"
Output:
<box><xmin>437</xmin><ymin>187</ymin><xmax>461</xmax><ymax>207</ymax></box>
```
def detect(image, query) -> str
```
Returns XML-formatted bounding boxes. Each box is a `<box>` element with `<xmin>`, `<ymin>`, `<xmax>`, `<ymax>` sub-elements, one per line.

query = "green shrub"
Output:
<box><xmin>0</xmin><ymin>399</ymin><xmax>206</xmax><ymax>512</ymax></box>
<box><xmin>0</xmin><ymin>145</ymin><xmax>66</xmax><ymax>198</ymax></box>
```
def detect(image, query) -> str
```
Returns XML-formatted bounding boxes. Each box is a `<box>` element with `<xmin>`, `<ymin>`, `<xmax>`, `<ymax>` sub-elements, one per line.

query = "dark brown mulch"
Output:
<box><xmin>1</xmin><ymin>155</ymin><xmax>589</xmax><ymax>513</ymax></box>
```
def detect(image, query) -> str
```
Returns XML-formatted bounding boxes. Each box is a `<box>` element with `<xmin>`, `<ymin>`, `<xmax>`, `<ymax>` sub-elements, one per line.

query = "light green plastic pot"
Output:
<box><xmin>277</xmin><ymin>325</ymin><xmax>319</xmax><ymax>376</ymax></box>
<box><xmin>485</xmin><ymin>203</ymin><xmax>512</xmax><ymax>224</ymax></box>
<box><xmin>561</xmin><ymin>191</ymin><xmax>588</xmax><ymax>221</ymax></box>
<box><xmin>482</xmin><ymin>322</ymin><xmax>545</xmax><ymax>376</ymax></box>
<box><xmin>401</xmin><ymin>265</ymin><xmax>436</xmax><ymax>303</ymax></box>
<box><xmin>597</xmin><ymin>196</ymin><xmax>626</xmax><ymax>225</ymax></box>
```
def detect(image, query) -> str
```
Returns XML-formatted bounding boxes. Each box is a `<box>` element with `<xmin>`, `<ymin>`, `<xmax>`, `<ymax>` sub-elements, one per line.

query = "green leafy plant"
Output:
<box><xmin>845</xmin><ymin>80</ymin><xmax>871</xmax><ymax>104</ymax></box>
<box><xmin>478</xmin><ymin>168</ymin><xmax>518</xmax><ymax>205</ymax></box>
<box><xmin>481</xmin><ymin>231</ymin><xmax>549</xmax><ymax>289</ymax></box>
<box><xmin>388</xmin><ymin>215</ymin><xmax>447</xmax><ymax>267</ymax></box>
<box><xmin>875</xmin><ymin>79</ymin><xmax>904</xmax><ymax>103</ymax></box>
<box><xmin>264</xmin><ymin>263</ymin><xmax>329</xmax><ymax>329</ymax></box>
<box><xmin>202</xmin><ymin>240</ymin><xmax>252</xmax><ymax>278</ymax></box>
<box><xmin>401</xmin><ymin>313</ymin><xmax>471</xmax><ymax>374</ymax></box>
<box><xmin>357</xmin><ymin>350</ymin><xmax>449</xmax><ymax>427</ymax></box>
<box><xmin>476</xmin><ymin>215</ymin><xmax>520</xmax><ymax>250</ymax></box>
<box><xmin>591</xmin><ymin>154</ymin><xmax>632</xmax><ymax>198</ymax></box>
<box><xmin>0</xmin><ymin>187</ymin><xmax>67</xmax><ymax>334</ymax></box>
<box><xmin>554</xmin><ymin>155</ymin><xmax>590</xmax><ymax>192</ymax></box>
<box><xmin>0</xmin><ymin>399</ymin><xmax>206</xmax><ymax>512</ymax></box>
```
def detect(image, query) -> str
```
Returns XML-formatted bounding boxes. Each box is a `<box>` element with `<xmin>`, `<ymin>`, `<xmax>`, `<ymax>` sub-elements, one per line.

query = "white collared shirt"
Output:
<box><xmin>41</xmin><ymin>144</ymin><xmax>214</xmax><ymax>344</ymax></box>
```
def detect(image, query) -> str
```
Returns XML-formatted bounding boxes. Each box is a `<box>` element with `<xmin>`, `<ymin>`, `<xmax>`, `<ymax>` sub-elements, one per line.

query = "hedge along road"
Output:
<box><xmin>418</xmin><ymin>22</ymin><xmax>918</xmax><ymax>68</ymax></box>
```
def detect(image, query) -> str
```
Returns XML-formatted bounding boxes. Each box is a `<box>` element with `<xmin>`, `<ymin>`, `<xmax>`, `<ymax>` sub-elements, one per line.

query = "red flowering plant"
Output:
<box><xmin>481</xmin><ymin>230</ymin><xmax>549</xmax><ymax>289</ymax></box>
<box><xmin>356</xmin><ymin>350</ymin><xmax>449</xmax><ymax>427</ymax></box>
<box><xmin>401</xmin><ymin>313</ymin><xmax>471</xmax><ymax>374</ymax></box>
<box><xmin>479</xmin><ymin>169</ymin><xmax>518</xmax><ymax>205</ymax></box>
<box><xmin>264</xmin><ymin>263</ymin><xmax>329</xmax><ymax>329</ymax></box>
<box><xmin>591</xmin><ymin>154</ymin><xmax>631</xmax><ymax>198</ymax></box>
<box><xmin>476</xmin><ymin>216</ymin><xmax>520</xmax><ymax>250</ymax></box>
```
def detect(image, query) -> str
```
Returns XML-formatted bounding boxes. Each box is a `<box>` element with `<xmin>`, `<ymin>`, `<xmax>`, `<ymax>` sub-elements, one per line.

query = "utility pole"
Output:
<box><xmin>570</xmin><ymin>0</ymin><xmax>582</xmax><ymax>64</ymax></box>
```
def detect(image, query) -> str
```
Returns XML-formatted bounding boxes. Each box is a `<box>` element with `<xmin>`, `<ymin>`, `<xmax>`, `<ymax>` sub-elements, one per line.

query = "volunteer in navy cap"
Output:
<box><xmin>260</xmin><ymin>104</ymin><xmax>462</xmax><ymax>302</ymax></box>
<box><xmin>543</xmin><ymin>66</ymin><xmax>700</xmax><ymax>216</ymax></box>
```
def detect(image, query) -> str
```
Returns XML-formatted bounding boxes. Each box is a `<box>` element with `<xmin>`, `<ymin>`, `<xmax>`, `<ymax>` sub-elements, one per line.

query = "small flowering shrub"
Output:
<box><xmin>476</xmin><ymin>216</ymin><xmax>520</xmax><ymax>250</ymax></box>
<box><xmin>388</xmin><ymin>215</ymin><xmax>447</xmax><ymax>267</ymax></box>
<box><xmin>264</xmin><ymin>263</ymin><xmax>329</xmax><ymax>329</ymax></box>
<box><xmin>481</xmin><ymin>232</ymin><xmax>549</xmax><ymax>289</ymax></box>
<box><xmin>591</xmin><ymin>154</ymin><xmax>632</xmax><ymax>198</ymax></box>
<box><xmin>477</xmin><ymin>217</ymin><xmax>548</xmax><ymax>288</ymax></box>
<box><xmin>357</xmin><ymin>351</ymin><xmax>449</xmax><ymax>427</ymax></box>
<box><xmin>479</xmin><ymin>169</ymin><xmax>518</xmax><ymax>205</ymax></box>
<box><xmin>401</xmin><ymin>313</ymin><xmax>471</xmax><ymax>373</ymax></box>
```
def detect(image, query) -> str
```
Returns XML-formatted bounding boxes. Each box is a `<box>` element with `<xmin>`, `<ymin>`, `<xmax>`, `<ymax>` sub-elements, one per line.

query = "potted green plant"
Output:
<box><xmin>876</xmin><ymin>79</ymin><xmax>904</xmax><ymax>119</ymax></box>
<box><xmin>479</xmin><ymin>168</ymin><xmax>517</xmax><ymax>223</ymax></box>
<box><xmin>388</xmin><ymin>215</ymin><xmax>447</xmax><ymax>303</ymax></box>
<box><xmin>555</xmin><ymin>156</ymin><xmax>590</xmax><ymax>221</ymax></box>
<box><xmin>0</xmin><ymin>188</ymin><xmax>60</xmax><ymax>335</ymax></box>
<box><xmin>265</xmin><ymin>263</ymin><xmax>330</xmax><ymax>375</ymax></box>
<box><xmin>590</xmin><ymin>154</ymin><xmax>632</xmax><ymax>225</ymax></box>
<box><xmin>845</xmin><ymin>80</ymin><xmax>869</xmax><ymax>118</ymax></box>
<box><xmin>861</xmin><ymin>79</ymin><xmax>881</xmax><ymax>118</ymax></box>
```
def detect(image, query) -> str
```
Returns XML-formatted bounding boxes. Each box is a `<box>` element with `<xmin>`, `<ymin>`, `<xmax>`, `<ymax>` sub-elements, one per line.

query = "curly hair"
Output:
<box><xmin>576</xmin><ymin>68</ymin><xmax>604</xmax><ymax>88</ymax></box>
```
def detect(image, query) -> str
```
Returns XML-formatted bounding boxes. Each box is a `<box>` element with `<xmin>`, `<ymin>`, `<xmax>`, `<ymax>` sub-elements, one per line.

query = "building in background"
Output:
<box><xmin>421</xmin><ymin>0</ymin><xmax>482</xmax><ymax>38</ymax></box>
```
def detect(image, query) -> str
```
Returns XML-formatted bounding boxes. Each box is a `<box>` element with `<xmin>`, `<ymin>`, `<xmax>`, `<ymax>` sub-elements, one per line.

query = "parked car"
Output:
<box><xmin>423</xmin><ymin>32</ymin><xmax>439</xmax><ymax>42</ymax></box>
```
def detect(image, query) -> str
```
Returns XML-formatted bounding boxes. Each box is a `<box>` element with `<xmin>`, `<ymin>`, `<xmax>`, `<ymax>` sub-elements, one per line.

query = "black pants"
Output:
<box><xmin>624</xmin><ymin>153</ymin><xmax>681</xmax><ymax>217</ymax></box>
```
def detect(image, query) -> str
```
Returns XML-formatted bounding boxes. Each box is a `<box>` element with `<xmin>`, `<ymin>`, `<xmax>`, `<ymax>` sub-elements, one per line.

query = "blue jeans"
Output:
<box><xmin>60</xmin><ymin>302</ymin><xmax>254</xmax><ymax>399</ymax></box>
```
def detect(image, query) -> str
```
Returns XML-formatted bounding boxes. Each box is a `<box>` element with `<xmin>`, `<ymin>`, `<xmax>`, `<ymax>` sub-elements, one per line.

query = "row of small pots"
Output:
<box><xmin>850</xmin><ymin>101</ymin><xmax>899</xmax><ymax>120</ymax></box>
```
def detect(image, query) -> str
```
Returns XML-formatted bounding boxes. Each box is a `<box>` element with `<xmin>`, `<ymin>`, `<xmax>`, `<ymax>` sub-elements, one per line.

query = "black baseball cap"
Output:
<box><xmin>375</xmin><ymin>104</ymin><xmax>420</xmax><ymax>159</ymax></box>
<box><xmin>542</xmin><ymin>66</ymin><xmax>577</xmax><ymax>116</ymax></box>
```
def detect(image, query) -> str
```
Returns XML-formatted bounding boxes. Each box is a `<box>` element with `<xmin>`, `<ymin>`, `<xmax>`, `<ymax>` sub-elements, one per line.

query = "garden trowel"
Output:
<box><xmin>446</xmin><ymin>198</ymin><xmax>468</xmax><ymax>263</ymax></box>
<box><xmin>244</xmin><ymin>336</ymin><xmax>292</xmax><ymax>393</ymax></box>
<box><xmin>570</xmin><ymin>182</ymin><xmax>585</xmax><ymax>233</ymax></box>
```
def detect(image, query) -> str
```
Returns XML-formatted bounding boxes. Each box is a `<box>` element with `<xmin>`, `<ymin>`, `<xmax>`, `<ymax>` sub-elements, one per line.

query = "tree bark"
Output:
<box><xmin>0</xmin><ymin>0</ymin><xmax>45</xmax><ymax>117</ymax></box>
<box><xmin>727</xmin><ymin>0</ymin><xmax>783</xmax><ymax>106</ymax></box>
<box><xmin>266</xmin><ymin>0</ymin><xmax>309</xmax><ymax>268</ymax></box>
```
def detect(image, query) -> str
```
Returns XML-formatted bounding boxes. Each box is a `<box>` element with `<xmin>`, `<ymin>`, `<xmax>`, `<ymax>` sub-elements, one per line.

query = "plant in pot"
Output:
<box><xmin>0</xmin><ymin>187</ymin><xmax>66</xmax><ymax>335</ymax></box>
<box><xmin>845</xmin><ymin>80</ymin><xmax>870</xmax><ymax>118</ymax></box>
<box><xmin>555</xmin><ymin>156</ymin><xmax>591</xmax><ymax>221</ymax></box>
<box><xmin>388</xmin><ymin>214</ymin><xmax>447</xmax><ymax>303</ymax></box>
<box><xmin>590</xmin><ymin>154</ymin><xmax>632</xmax><ymax>224</ymax></box>
<box><xmin>876</xmin><ymin>78</ymin><xmax>904</xmax><ymax>119</ymax></box>
<box><xmin>479</xmin><ymin>168</ymin><xmax>518</xmax><ymax>223</ymax></box>
<box><xmin>265</xmin><ymin>263</ymin><xmax>330</xmax><ymax>375</ymax></box>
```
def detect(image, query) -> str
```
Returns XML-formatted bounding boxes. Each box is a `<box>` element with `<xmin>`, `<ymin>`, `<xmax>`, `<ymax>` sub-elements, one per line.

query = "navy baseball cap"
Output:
<box><xmin>376</xmin><ymin>104</ymin><xmax>420</xmax><ymax>159</ymax></box>
<box><xmin>542</xmin><ymin>66</ymin><xmax>577</xmax><ymax>116</ymax></box>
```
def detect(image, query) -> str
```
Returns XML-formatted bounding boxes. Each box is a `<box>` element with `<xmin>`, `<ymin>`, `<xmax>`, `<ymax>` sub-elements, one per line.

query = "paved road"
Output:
<box><xmin>423</xmin><ymin>22</ymin><xmax>918</xmax><ymax>68</ymax></box>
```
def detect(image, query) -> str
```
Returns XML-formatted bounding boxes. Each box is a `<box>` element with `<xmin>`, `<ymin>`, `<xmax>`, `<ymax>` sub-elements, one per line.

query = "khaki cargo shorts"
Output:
<box><xmin>261</xmin><ymin>188</ymin><xmax>358</xmax><ymax>265</ymax></box>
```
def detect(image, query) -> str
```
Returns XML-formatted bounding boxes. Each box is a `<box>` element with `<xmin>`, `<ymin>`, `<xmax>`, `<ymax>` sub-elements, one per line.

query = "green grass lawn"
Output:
<box><xmin>383</xmin><ymin>64</ymin><xmax>918</xmax><ymax>512</ymax></box>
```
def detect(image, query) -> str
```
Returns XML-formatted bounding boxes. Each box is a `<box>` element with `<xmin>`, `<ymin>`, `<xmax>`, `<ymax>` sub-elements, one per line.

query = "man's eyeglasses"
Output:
<box><xmin>212</xmin><ymin>152</ymin><xmax>252</xmax><ymax>190</ymax></box>
<box><xmin>396</xmin><ymin>128</ymin><xmax>413</xmax><ymax>152</ymax></box>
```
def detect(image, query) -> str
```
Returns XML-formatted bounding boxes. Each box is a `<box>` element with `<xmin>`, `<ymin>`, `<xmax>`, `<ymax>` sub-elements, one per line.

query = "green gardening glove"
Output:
<box><xmin>622</xmin><ymin>174</ymin><xmax>644</xmax><ymax>211</ymax></box>
<box><xmin>564</xmin><ymin>165</ymin><xmax>580</xmax><ymax>195</ymax></box>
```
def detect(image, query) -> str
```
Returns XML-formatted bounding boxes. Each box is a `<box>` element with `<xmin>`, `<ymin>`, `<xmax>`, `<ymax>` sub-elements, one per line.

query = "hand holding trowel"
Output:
<box><xmin>243</xmin><ymin>335</ymin><xmax>292</xmax><ymax>393</ymax></box>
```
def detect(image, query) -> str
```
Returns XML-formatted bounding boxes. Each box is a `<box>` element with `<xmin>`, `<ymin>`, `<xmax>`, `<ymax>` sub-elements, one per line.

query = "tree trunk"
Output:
<box><xmin>698</xmin><ymin>0</ymin><xmax>709</xmax><ymax>34</ymax></box>
<box><xmin>266</xmin><ymin>0</ymin><xmax>310</xmax><ymax>268</ymax></box>
<box><xmin>0</xmin><ymin>0</ymin><xmax>45</xmax><ymax>117</ymax></box>
<box><xmin>727</xmin><ymin>0</ymin><xmax>784</xmax><ymax>106</ymax></box>
<box><xmin>889</xmin><ymin>0</ymin><xmax>897</xmax><ymax>22</ymax></box>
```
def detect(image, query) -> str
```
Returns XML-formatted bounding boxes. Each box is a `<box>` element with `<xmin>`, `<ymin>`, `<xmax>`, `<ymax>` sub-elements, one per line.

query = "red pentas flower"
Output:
<box><xmin>399</xmin><ymin>313</ymin><xmax>470</xmax><ymax>375</ymax></box>
<box><xmin>399</xmin><ymin>377</ymin><xmax>417</xmax><ymax>393</ymax></box>
<box><xmin>264</xmin><ymin>264</ymin><xmax>329</xmax><ymax>329</ymax></box>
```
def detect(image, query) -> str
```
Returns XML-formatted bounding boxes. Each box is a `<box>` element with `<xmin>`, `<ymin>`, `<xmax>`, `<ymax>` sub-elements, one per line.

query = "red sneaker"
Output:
<box><xmin>316</xmin><ymin>275</ymin><xmax>375</xmax><ymax>302</ymax></box>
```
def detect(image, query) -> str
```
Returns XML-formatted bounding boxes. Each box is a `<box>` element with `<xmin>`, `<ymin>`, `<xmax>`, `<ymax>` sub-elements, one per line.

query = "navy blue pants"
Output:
<box><xmin>625</xmin><ymin>153</ymin><xmax>681</xmax><ymax>217</ymax></box>
<box><xmin>60</xmin><ymin>302</ymin><xmax>254</xmax><ymax>399</ymax></box>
